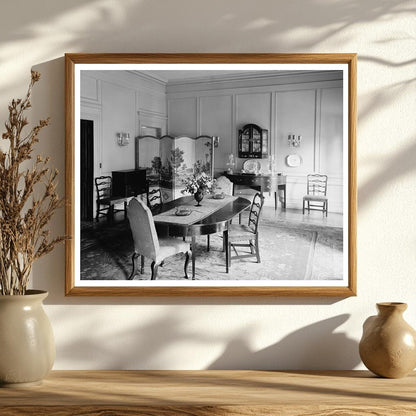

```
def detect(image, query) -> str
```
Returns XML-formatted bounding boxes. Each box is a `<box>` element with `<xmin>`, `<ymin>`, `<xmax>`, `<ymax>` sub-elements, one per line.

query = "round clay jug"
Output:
<box><xmin>359</xmin><ymin>302</ymin><xmax>416</xmax><ymax>378</ymax></box>
<box><xmin>0</xmin><ymin>290</ymin><xmax>55</xmax><ymax>387</ymax></box>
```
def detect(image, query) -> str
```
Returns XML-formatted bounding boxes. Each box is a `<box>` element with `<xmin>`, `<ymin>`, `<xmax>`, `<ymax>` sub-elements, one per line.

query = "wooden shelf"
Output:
<box><xmin>1</xmin><ymin>370</ymin><xmax>415</xmax><ymax>415</ymax></box>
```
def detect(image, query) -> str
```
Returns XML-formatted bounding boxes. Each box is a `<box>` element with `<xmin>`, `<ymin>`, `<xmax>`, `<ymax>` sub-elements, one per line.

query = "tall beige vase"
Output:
<box><xmin>0</xmin><ymin>290</ymin><xmax>55</xmax><ymax>387</ymax></box>
<box><xmin>359</xmin><ymin>302</ymin><xmax>416</xmax><ymax>378</ymax></box>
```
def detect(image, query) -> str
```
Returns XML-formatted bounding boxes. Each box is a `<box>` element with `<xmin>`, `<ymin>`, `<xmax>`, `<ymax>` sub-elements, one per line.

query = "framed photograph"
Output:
<box><xmin>65</xmin><ymin>53</ymin><xmax>356</xmax><ymax>296</ymax></box>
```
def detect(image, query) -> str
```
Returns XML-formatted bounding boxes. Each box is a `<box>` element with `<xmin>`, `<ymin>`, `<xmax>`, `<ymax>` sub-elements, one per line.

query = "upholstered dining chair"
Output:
<box><xmin>127</xmin><ymin>197</ymin><xmax>190</xmax><ymax>280</ymax></box>
<box><xmin>206</xmin><ymin>175</ymin><xmax>235</xmax><ymax>251</ymax></box>
<box><xmin>94</xmin><ymin>176</ymin><xmax>127</xmax><ymax>222</ymax></box>
<box><xmin>302</xmin><ymin>174</ymin><xmax>328</xmax><ymax>217</ymax></box>
<box><xmin>226</xmin><ymin>192</ymin><xmax>265</xmax><ymax>268</ymax></box>
<box><xmin>214</xmin><ymin>175</ymin><xmax>234</xmax><ymax>196</ymax></box>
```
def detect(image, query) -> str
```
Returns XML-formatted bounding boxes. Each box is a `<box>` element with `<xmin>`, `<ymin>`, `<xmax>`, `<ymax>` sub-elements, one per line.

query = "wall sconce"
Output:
<box><xmin>212</xmin><ymin>136</ymin><xmax>220</xmax><ymax>148</ymax></box>
<box><xmin>288</xmin><ymin>134</ymin><xmax>302</xmax><ymax>147</ymax></box>
<box><xmin>117</xmin><ymin>133</ymin><xmax>130</xmax><ymax>146</ymax></box>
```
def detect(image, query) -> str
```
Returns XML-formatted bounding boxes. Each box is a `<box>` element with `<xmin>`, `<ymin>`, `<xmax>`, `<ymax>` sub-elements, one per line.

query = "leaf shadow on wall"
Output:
<box><xmin>0</xmin><ymin>0</ymin><xmax>412</xmax><ymax>54</ymax></box>
<box><xmin>52</xmin><ymin>309</ymin><xmax>359</xmax><ymax>370</ymax></box>
<box><xmin>52</xmin><ymin>308</ymin><xmax>228</xmax><ymax>369</ymax></box>
<box><xmin>0</xmin><ymin>0</ymin><xmax>414</xmax><ymax>99</ymax></box>
<box><xmin>207</xmin><ymin>314</ymin><xmax>360</xmax><ymax>370</ymax></box>
<box><xmin>358</xmin><ymin>139</ymin><xmax>416</xmax><ymax>210</ymax></box>
<box><xmin>355</xmin><ymin>54</ymin><xmax>416</xmax><ymax>210</ymax></box>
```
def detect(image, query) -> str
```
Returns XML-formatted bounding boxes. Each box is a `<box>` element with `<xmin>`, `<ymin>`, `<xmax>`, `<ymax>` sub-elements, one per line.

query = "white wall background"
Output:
<box><xmin>0</xmin><ymin>0</ymin><xmax>415</xmax><ymax>370</ymax></box>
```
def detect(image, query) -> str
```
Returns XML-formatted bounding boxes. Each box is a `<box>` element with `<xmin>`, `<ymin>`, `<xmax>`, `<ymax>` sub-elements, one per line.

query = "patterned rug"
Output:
<box><xmin>81</xmin><ymin>218</ymin><xmax>343</xmax><ymax>281</ymax></box>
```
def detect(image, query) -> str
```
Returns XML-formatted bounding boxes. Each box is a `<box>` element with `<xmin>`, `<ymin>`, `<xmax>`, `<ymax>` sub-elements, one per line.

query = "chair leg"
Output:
<box><xmin>151</xmin><ymin>261</ymin><xmax>159</xmax><ymax>280</ymax></box>
<box><xmin>184</xmin><ymin>251</ymin><xmax>190</xmax><ymax>279</ymax></box>
<box><xmin>249</xmin><ymin>239</ymin><xmax>255</xmax><ymax>254</ymax></box>
<box><xmin>128</xmin><ymin>252</ymin><xmax>140</xmax><ymax>280</ymax></box>
<box><xmin>255</xmin><ymin>235</ymin><xmax>261</xmax><ymax>263</ymax></box>
<box><xmin>140</xmin><ymin>255</ymin><xmax>144</xmax><ymax>274</ymax></box>
<box><xmin>326</xmin><ymin>201</ymin><xmax>328</xmax><ymax>217</ymax></box>
<box><xmin>124</xmin><ymin>200</ymin><xmax>127</xmax><ymax>220</ymax></box>
<box><xmin>191</xmin><ymin>236</ymin><xmax>196</xmax><ymax>280</ymax></box>
<box><xmin>107</xmin><ymin>205</ymin><xmax>114</xmax><ymax>223</ymax></box>
<box><xmin>207</xmin><ymin>234</ymin><xmax>210</xmax><ymax>252</ymax></box>
<box><xmin>302</xmin><ymin>200</ymin><xmax>305</xmax><ymax>215</ymax></box>
<box><xmin>224</xmin><ymin>230</ymin><xmax>229</xmax><ymax>273</ymax></box>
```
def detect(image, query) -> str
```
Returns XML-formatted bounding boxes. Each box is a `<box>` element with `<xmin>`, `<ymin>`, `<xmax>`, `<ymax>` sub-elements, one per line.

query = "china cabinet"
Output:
<box><xmin>238</xmin><ymin>123</ymin><xmax>268</xmax><ymax>159</ymax></box>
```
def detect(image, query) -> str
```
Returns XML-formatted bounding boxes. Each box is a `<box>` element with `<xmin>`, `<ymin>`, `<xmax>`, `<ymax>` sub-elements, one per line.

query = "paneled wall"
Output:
<box><xmin>81</xmin><ymin>70</ymin><xmax>344</xmax><ymax>213</ymax></box>
<box><xmin>166</xmin><ymin>72</ymin><xmax>343</xmax><ymax>212</ymax></box>
<box><xmin>80</xmin><ymin>70</ymin><xmax>167</xmax><ymax>180</ymax></box>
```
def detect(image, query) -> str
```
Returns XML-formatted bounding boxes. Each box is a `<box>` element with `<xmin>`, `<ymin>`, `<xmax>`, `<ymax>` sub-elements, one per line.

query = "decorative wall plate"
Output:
<box><xmin>286</xmin><ymin>154</ymin><xmax>302</xmax><ymax>167</ymax></box>
<box><xmin>242</xmin><ymin>159</ymin><xmax>261</xmax><ymax>173</ymax></box>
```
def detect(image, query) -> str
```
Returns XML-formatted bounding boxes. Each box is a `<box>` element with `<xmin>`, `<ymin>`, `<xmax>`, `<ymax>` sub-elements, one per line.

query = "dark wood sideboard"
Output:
<box><xmin>112</xmin><ymin>168</ymin><xmax>147</xmax><ymax>198</ymax></box>
<box><xmin>225</xmin><ymin>172</ymin><xmax>287</xmax><ymax>210</ymax></box>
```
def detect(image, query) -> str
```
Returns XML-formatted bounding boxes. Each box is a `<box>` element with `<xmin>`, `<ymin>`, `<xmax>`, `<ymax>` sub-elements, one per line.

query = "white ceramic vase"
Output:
<box><xmin>0</xmin><ymin>290</ymin><xmax>55</xmax><ymax>387</ymax></box>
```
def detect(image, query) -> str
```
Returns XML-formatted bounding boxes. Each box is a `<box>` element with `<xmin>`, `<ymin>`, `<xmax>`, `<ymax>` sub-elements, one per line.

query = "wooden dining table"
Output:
<box><xmin>152</xmin><ymin>195</ymin><xmax>251</xmax><ymax>279</ymax></box>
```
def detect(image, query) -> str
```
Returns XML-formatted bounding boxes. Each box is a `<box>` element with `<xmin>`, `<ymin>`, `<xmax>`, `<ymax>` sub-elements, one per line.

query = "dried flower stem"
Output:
<box><xmin>0</xmin><ymin>71</ymin><xmax>66</xmax><ymax>295</ymax></box>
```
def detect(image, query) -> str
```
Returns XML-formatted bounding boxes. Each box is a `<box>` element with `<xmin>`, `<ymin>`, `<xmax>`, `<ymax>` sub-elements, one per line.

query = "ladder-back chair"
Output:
<box><xmin>226</xmin><ymin>192</ymin><xmax>265</xmax><ymax>269</ymax></box>
<box><xmin>302</xmin><ymin>174</ymin><xmax>328</xmax><ymax>216</ymax></box>
<box><xmin>94</xmin><ymin>176</ymin><xmax>127</xmax><ymax>222</ymax></box>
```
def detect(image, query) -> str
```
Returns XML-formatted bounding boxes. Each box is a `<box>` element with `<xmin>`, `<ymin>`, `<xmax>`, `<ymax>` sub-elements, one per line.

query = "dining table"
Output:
<box><xmin>152</xmin><ymin>194</ymin><xmax>251</xmax><ymax>280</ymax></box>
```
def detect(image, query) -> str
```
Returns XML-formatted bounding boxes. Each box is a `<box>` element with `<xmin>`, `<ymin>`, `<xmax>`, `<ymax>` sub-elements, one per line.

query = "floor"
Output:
<box><xmin>261</xmin><ymin>205</ymin><xmax>343</xmax><ymax>228</ymax></box>
<box><xmin>81</xmin><ymin>204</ymin><xmax>344</xmax><ymax>282</ymax></box>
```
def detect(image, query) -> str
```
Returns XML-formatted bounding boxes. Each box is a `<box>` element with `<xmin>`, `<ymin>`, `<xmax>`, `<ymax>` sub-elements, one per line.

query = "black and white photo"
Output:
<box><xmin>65</xmin><ymin>54</ymin><xmax>357</xmax><ymax>296</ymax></box>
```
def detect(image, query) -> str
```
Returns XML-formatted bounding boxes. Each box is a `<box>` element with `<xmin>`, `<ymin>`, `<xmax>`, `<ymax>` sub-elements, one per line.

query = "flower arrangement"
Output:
<box><xmin>182</xmin><ymin>172</ymin><xmax>215</xmax><ymax>195</ymax></box>
<box><xmin>0</xmin><ymin>71</ymin><xmax>65</xmax><ymax>295</ymax></box>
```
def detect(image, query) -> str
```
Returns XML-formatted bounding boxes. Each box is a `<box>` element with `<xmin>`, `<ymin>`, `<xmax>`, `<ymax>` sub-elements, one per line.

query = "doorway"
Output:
<box><xmin>80</xmin><ymin>119</ymin><xmax>94</xmax><ymax>221</ymax></box>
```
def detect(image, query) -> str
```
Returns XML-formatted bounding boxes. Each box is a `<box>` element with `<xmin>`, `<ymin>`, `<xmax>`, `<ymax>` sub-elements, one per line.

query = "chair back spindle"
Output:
<box><xmin>307</xmin><ymin>174</ymin><xmax>327</xmax><ymax>196</ymax></box>
<box><xmin>248</xmin><ymin>193</ymin><xmax>264</xmax><ymax>233</ymax></box>
<box><xmin>147</xmin><ymin>187</ymin><xmax>163</xmax><ymax>211</ymax></box>
<box><xmin>95</xmin><ymin>176</ymin><xmax>112</xmax><ymax>201</ymax></box>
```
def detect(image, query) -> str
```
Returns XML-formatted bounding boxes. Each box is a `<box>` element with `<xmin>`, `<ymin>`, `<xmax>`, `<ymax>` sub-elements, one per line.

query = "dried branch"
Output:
<box><xmin>0</xmin><ymin>71</ymin><xmax>66</xmax><ymax>295</ymax></box>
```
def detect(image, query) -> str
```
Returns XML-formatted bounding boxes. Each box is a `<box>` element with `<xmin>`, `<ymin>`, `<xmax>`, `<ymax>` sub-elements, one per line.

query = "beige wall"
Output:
<box><xmin>0</xmin><ymin>0</ymin><xmax>415</xmax><ymax>370</ymax></box>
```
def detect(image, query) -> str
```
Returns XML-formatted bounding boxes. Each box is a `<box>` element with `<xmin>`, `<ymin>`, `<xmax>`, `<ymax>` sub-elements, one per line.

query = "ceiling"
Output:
<box><xmin>138</xmin><ymin>69</ymin><xmax>315</xmax><ymax>84</ymax></box>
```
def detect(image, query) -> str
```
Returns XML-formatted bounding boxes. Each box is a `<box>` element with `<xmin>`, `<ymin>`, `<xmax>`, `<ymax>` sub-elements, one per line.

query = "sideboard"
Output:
<box><xmin>1</xmin><ymin>370</ymin><xmax>415</xmax><ymax>415</ymax></box>
<box><xmin>112</xmin><ymin>168</ymin><xmax>147</xmax><ymax>198</ymax></box>
<box><xmin>225</xmin><ymin>172</ymin><xmax>287</xmax><ymax>210</ymax></box>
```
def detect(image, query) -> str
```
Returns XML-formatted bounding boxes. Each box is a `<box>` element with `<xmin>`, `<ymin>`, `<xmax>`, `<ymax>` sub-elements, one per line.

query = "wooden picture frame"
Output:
<box><xmin>65</xmin><ymin>53</ymin><xmax>356</xmax><ymax>296</ymax></box>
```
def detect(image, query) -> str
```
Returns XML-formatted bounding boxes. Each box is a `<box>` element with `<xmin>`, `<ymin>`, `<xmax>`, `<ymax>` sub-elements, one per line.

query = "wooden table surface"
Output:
<box><xmin>1</xmin><ymin>370</ymin><xmax>415</xmax><ymax>415</ymax></box>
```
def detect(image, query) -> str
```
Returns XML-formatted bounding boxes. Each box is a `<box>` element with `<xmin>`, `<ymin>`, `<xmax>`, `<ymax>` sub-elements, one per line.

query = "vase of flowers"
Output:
<box><xmin>182</xmin><ymin>172</ymin><xmax>214</xmax><ymax>206</ymax></box>
<box><xmin>0</xmin><ymin>71</ymin><xmax>65</xmax><ymax>386</ymax></box>
<box><xmin>193</xmin><ymin>188</ymin><xmax>204</xmax><ymax>206</ymax></box>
